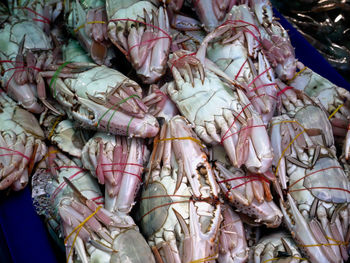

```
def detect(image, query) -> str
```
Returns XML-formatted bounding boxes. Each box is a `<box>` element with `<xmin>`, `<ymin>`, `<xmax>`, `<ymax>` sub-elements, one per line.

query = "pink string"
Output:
<box><xmin>235</xmin><ymin>59</ymin><xmax>247</xmax><ymax>80</ymax></box>
<box><xmin>247</xmin><ymin>67</ymin><xmax>272</xmax><ymax>88</ymax></box>
<box><xmin>277</xmin><ymin>86</ymin><xmax>293</xmax><ymax>97</ymax></box>
<box><xmin>17</xmin><ymin>7</ymin><xmax>51</xmax><ymax>24</ymax></box>
<box><xmin>0</xmin><ymin>147</ymin><xmax>30</xmax><ymax>160</ymax></box>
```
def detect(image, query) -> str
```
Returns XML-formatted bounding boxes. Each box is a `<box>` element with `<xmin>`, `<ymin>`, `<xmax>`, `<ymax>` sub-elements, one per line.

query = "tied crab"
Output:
<box><xmin>8</xmin><ymin>0</ymin><xmax>63</xmax><ymax>33</ymax></box>
<box><xmin>167</xmin><ymin>49</ymin><xmax>273</xmax><ymax>173</ymax></box>
<box><xmin>196</xmin><ymin>4</ymin><xmax>278</xmax><ymax>124</ymax></box>
<box><xmin>106</xmin><ymin>0</ymin><xmax>171</xmax><ymax>83</ymax></box>
<box><xmin>32</xmin><ymin>149</ymin><xmax>156</xmax><ymax>263</ymax></box>
<box><xmin>64</xmin><ymin>0</ymin><xmax>115</xmax><ymax>65</ymax></box>
<box><xmin>0</xmin><ymin>17</ymin><xmax>54</xmax><ymax>113</ymax></box>
<box><xmin>81</xmin><ymin>133</ymin><xmax>148</xmax><ymax>214</ymax></box>
<box><xmin>139</xmin><ymin>115</ymin><xmax>221</xmax><ymax>263</ymax></box>
<box><xmin>218</xmin><ymin>204</ymin><xmax>249</xmax><ymax>263</ymax></box>
<box><xmin>286</xmin><ymin>66</ymin><xmax>350</xmax><ymax>160</ymax></box>
<box><xmin>270</xmin><ymin>87</ymin><xmax>350</xmax><ymax>263</ymax></box>
<box><xmin>0</xmin><ymin>91</ymin><xmax>46</xmax><ymax>191</ymax></box>
<box><xmin>39</xmin><ymin>63</ymin><xmax>159</xmax><ymax>137</ymax></box>
<box><xmin>214</xmin><ymin>162</ymin><xmax>283</xmax><ymax>228</ymax></box>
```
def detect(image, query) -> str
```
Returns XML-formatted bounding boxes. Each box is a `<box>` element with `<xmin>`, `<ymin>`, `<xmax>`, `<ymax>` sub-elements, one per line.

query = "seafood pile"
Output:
<box><xmin>0</xmin><ymin>0</ymin><xmax>349</xmax><ymax>262</ymax></box>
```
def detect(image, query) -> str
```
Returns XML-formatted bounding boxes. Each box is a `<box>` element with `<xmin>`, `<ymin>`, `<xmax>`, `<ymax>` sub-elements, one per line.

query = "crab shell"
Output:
<box><xmin>49</xmin><ymin>65</ymin><xmax>159</xmax><ymax>138</ymax></box>
<box><xmin>64</xmin><ymin>0</ymin><xmax>114</xmax><ymax>65</ymax></box>
<box><xmin>139</xmin><ymin>115</ymin><xmax>222</xmax><ymax>263</ymax></box>
<box><xmin>167</xmin><ymin>51</ymin><xmax>273</xmax><ymax>173</ymax></box>
<box><xmin>0</xmin><ymin>92</ymin><xmax>46</xmax><ymax>190</ymax></box>
<box><xmin>270</xmin><ymin>108</ymin><xmax>350</xmax><ymax>262</ymax></box>
<box><xmin>81</xmin><ymin>132</ymin><xmax>148</xmax><ymax>214</ymax></box>
<box><xmin>0</xmin><ymin>18</ymin><xmax>52</xmax><ymax>113</ymax></box>
<box><xmin>106</xmin><ymin>0</ymin><xmax>171</xmax><ymax>84</ymax></box>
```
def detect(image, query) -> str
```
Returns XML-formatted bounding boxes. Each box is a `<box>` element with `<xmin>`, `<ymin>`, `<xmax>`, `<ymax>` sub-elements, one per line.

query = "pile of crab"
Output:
<box><xmin>0</xmin><ymin>0</ymin><xmax>350</xmax><ymax>262</ymax></box>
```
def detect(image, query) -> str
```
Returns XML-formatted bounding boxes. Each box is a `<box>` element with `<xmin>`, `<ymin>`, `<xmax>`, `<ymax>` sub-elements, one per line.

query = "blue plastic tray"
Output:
<box><xmin>0</xmin><ymin>8</ymin><xmax>349</xmax><ymax>263</ymax></box>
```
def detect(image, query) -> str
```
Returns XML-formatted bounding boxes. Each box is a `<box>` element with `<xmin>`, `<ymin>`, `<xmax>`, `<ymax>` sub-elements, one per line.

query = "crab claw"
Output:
<box><xmin>215</xmin><ymin>162</ymin><xmax>282</xmax><ymax>228</ymax></box>
<box><xmin>250</xmin><ymin>0</ymin><xmax>273</xmax><ymax>27</ymax></box>
<box><xmin>218</xmin><ymin>204</ymin><xmax>248</xmax><ymax>263</ymax></box>
<box><xmin>193</xmin><ymin>0</ymin><xmax>235</xmax><ymax>32</ymax></box>
<box><xmin>280</xmin><ymin>194</ymin><xmax>339</xmax><ymax>263</ymax></box>
<box><xmin>73</xmin><ymin>97</ymin><xmax>159</xmax><ymax>138</ymax></box>
<box><xmin>169</xmin><ymin>116</ymin><xmax>220</xmax><ymax>198</ymax></box>
<box><xmin>174</xmin><ymin>201</ymin><xmax>222</xmax><ymax>262</ymax></box>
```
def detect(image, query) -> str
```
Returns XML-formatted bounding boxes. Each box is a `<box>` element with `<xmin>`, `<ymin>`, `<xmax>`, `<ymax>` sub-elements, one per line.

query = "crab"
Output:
<box><xmin>106</xmin><ymin>0</ymin><xmax>171</xmax><ymax>83</ymax></box>
<box><xmin>0</xmin><ymin>91</ymin><xmax>46</xmax><ymax>191</ymax></box>
<box><xmin>64</xmin><ymin>0</ymin><xmax>115</xmax><ymax>65</ymax></box>
<box><xmin>81</xmin><ymin>133</ymin><xmax>148</xmax><ymax>214</ymax></box>
<box><xmin>139</xmin><ymin>115</ymin><xmax>221</xmax><ymax>263</ymax></box>
<box><xmin>32</xmin><ymin>149</ymin><xmax>156</xmax><ymax>263</ymax></box>
<box><xmin>39</xmin><ymin>64</ymin><xmax>159</xmax><ymax>137</ymax></box>
<box><xmin>270</xmin><ymin>88</ymin><xmax>350</xmax><ymax>262</ymax></box>
<box><xmin>167</xmin><ymin>49</ymin><xmax>273</xmax><ymax>173</ymax></box>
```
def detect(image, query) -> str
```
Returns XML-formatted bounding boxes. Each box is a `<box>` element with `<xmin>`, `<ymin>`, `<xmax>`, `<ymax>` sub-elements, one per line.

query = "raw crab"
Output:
<box><xmin>270</xmin><ymin>89</ymin><xmax>350</xmax><ymax>262</ymax></box>
<box><xmin>287</xmin><ymin>66</ymin><xmax>350</xmax><ymax>159</ymax></box>
<box><xmin>40</xmin><ymin>64</ymin><xmax>159</xmax><ymax>137</ymax></box>
<box><xmin>214</xmin><ymin>162</ymin><xmax>282</xmax><ymax>228</ymax></box>
<box><xmin>8</xmin><ymin>0</ymin><xmax>63</xmax><ymax>33</ymax></box>
<box><xmin>64</xmin><ymin>0</ymin><xmax>115</xmax><ymax>65</ymax></box>
<box><xmin>139</xmin><ymin>115</ymin><xmax>221</xmax><ymax>263</ymax></box>
<box><xmin>0</xmin><ymin>91</ymin><xmax>46</xmax><ymax>190</ymax></box>
<box><xmin>32</xmin><ymin>149</ymin><xmax>155</xmax><ymax>263</ymax></box>
<box><xmin>106</xmin><ymin>0</ymin><xmax>171</xmax><ymax>83</ymax></box>
<box><xmin>197</xmin><ymin>6</ymin><xmax>278</xmax><ymax>124</ymax></box>
<box><xmin>81</xmin><ymin>133</ymin><xmax>148</xmax><ymax>214</ymax></box>
<box><xmin>0</xmin><ymin>17</ymin><xmax>53</xmax><ymax>113</ymax></box>
<box><xmin>167</xmin><ymin>50</ymin><xmax>273</xmax><ymax>173</ymax></box>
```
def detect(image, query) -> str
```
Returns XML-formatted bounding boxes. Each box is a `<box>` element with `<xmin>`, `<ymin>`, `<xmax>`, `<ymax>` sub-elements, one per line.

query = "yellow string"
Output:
<box><xmin>74</xmin><ymin>21</ymin><xmax>106</xmax><ymax>32</ymax></box>
<box><xmin>288</xmin><ymin>66</ymin><xmax>308</xmax><ymax>83</ymax></box>
<box><xmin>190</xmin><ymin>253</ymin><xmax>218</xmax><ymax>263</ymax></box>
<box><xmin>328</xmin><ymin>104</ymin><xmax>344</xmax><ymax>120</ymax></box>
<box><xmin>298</xmin><ymin>236</ymin><xmax>349</xmax><ymax>248</ymax></box>
<box><xmin>65</xmin><ymin>206</ymin><xmax>102</xmax><ymax>262</ymax></box>
<box><xmin>270</xmin><ymin>120</ymin><xmax>306</xmax><ymax>176</ymax></box>
<box><xmin>326</xmin><ymin>235</ymin><xmax>349</xmax><ymax>244</ymax></box>
<box><xmin>155</xmin><ymin>137</ymin><xmax>205</xmax><ymax>148</ymax></box>
<box><xmin>263</xmin><ymin>256</ymin><xmax>307</xmax><ymax>263</ymax></box>
<box><xmin>48</xmin><ymin>116</ymin><xmax>63</xmax><ymax>139</ymax></box>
